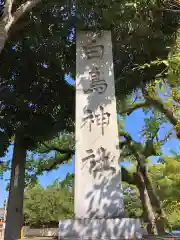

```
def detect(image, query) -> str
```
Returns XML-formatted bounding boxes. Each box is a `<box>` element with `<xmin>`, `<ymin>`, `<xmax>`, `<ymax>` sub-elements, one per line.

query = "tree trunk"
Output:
<box><xmin>4</xmin><ymin>135</ymin><xmax>26</xmax><ymax>240</ymax></box>
<box><xmin>135</xmin><ymin>171</ymin><xmax>158</xmax><ymax>235</ymax></box>
<box><xmin>135</xmin><ymin>168</ymin><xmax>166</xmax><ymax>235</ymax></box>
<box><xmin>120</xmin><ymin>131</ymin><xmax>167</xmax><ymax>233</ymax></box>
<box><xmin>121</xmin><ymin>165</ymin><xmax>160</xmax><ymax>234</ymax></box>
<box><xmin>141</xmin><ymin>166</ymin><xmax>167</xmax><ymax>234</ymax></box>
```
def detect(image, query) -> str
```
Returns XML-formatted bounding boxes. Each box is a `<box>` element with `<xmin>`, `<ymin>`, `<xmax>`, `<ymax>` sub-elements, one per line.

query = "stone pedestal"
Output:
<box><xmin>58</xmin><ymin>218</ymin><xmax>142</xmax><ymax>239</ymax></box>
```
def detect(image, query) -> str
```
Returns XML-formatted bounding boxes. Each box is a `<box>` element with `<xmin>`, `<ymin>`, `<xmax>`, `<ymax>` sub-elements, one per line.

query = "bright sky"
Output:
<box><xmin>0</xmin><ymin>77</ymin><xmax>180</xmax><ymax>207</ymax></box>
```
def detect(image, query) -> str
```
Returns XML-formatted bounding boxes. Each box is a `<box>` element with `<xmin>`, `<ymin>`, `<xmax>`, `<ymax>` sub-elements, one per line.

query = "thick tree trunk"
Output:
<box><xmin>4</xmin><ymin>135</ymin><xmax>26</xmax><ymax>240</ymax></box>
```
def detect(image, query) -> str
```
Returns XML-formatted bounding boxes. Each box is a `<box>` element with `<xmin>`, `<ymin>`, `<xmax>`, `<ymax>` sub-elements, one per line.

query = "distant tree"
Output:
<box><xmin>49</xmin><ymin>173</ymin><xmax>74</xmax><ymax>194</ymax></box>
<box><xmin>24</xmin><ymin>183</ymin><xmax>74</xmax><ymax>227</ymax></box>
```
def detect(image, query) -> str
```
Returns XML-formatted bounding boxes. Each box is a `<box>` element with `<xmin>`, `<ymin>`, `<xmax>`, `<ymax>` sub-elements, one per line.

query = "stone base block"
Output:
<box><xmin>58</xmin><ymin>218</ymin><xmax>142</xmax><ymax>239</ymax></box>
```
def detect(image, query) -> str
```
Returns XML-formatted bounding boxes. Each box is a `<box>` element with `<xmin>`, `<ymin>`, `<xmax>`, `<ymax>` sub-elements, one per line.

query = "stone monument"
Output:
<box><xmin>58</xmin><ymin>31</ymin><xmax>142</xmax><ymax>239</ymax></box>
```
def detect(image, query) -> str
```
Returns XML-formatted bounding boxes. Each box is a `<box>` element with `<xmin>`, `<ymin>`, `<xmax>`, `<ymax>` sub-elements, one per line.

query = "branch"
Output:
<box><xmin>159</xmin><ymin>130</ymin><xmax>173</xmax><ymax>145</ymax></box>
<box><xmin>7</xmin><ymin>0</ymin><xmax>13</xmax><ymax>19</ymax></box>
<box><xmin>120</xmin><ymin>87</ymin><xmax>178</xmax><ymax>128</ymax></box>
<box><xmin>120</xmin><ymin>101</ymin><xmax>150</xmax><ymax>116</ymax></box>
<box><xmin>120</xmin><ymin>96</ymin><xmax>178</xmax><ymax>126</ymax></box>
<box><xmin>40</xmin><ymin>152</ymin><xmax>137</xmax><ymax>186</ymax></box>
<box><xmin>42</xmin><ymin>154</ymin><xmax>72</xmax><ymax>172</ymax></box>
<box><xmin>148</xmin><ymin>98</ymin><xmax>178</xmax><ymax>126</ymax></box>
<box><xmin>120</xmin><ymin>151</ymin><xmax>133</xmax><ymax>158</ymax></box>
<box><xmin>42</xmin><ymin>142</ymin><xmax>75</xmax><ymax>155</ymax></box>
<box><xmin>6</xmin><ymin>0</ymin><xmax>41</xmax><ymax>31</ymax></box>
<box><xmin>2</xmin><ymin>0</ymin><xmax>14</xmax><ymax>22</ymax></box>
<box><xmin>119</xmin><ymin>131</ymin><xmax>145</xmax><ymax>166</ymax></box>
<box><xmin>36</xmin><ymin>142</ymin><xmax>75</xmax><ymax>173</ymax></box>
<box><xmin>143</xmin><ymin>89</ymin><xmax>178</xmax><ymax>126</ymax></box>
<box><xmin>33</xmin><ymin>153</ymin><xmax>73</xmax><ymax>178</ymax></box>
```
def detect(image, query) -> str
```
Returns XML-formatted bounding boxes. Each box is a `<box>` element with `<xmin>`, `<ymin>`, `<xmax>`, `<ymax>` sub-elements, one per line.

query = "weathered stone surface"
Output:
<box><xmin>75</xmin><ymin>31</ymin><xmax>124</xmax><ymax>219</ymax></box>
<box><xmin>58</xmin><ymin>31</ymin><xmax>142</xmax><ymax>240</ymax></box>
<box><xmin>58</xmin><ymin>218</ymin><xmax>142</xmax><ymax>239</ymax></box>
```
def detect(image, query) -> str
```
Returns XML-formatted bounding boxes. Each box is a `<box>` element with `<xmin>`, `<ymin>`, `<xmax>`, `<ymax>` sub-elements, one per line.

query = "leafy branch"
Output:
<box><xmin>143</xmin><ymin>88</ymin><xmax>178</xmax><ymax>127</ymax></box>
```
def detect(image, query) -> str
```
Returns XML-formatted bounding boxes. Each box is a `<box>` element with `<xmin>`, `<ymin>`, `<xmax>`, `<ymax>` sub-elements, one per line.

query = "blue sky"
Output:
<box><xmin>0</xmin><ymin>77</ymin><xmax>180</xmax><ymax>207</ymax></box>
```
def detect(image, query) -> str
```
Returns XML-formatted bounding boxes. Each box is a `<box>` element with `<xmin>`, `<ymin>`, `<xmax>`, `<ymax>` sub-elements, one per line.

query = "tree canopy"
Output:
<box><xmin>0</xmin><ymin>1</ymin><xmax>75</xmax><ymax>152</ymax></box>
<box><xmin>0</xmin><ymin>0</ymin><xmax>180</xmax><ymax>101</ymax></box>
<box><xmin>0</xmin><ymin>0</ymin><xmax>179</xmax><ymax>155</ymax></box>
<box><xmin>24</xmin><ymin>183</ymin><xmax>74</xmax><ymax>227</ymax></box>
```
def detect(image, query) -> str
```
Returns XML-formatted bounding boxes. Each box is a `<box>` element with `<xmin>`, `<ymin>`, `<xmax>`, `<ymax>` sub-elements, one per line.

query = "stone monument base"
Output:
<box><xmin>58</xmin><ymin>218</ymin><xmax>142</xmax><ymax>239</ymax></box>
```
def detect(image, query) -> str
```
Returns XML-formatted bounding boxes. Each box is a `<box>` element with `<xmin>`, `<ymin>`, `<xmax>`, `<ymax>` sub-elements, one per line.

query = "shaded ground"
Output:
<box><xmin>26</xmin><ymin>237</ymin><xmax>57</xmax><ymax>240</ymax></box>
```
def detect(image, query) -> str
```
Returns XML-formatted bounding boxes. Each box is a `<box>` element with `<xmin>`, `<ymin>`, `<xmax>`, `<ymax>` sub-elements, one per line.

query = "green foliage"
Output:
<box><xmin>132</xmin><ymin>30</ymin><xmax>180</xmax><ymax>88</ymax></box>
<box><xmin>48</xmin><ymin>177</ymin><xmax>73</xmax><ymax>193</ymax></box>
<box><xmin>24</xmin><ymin>183</ymin><xmax>74</xmax><ymax>227</ymax></box>
<box><xmin>24</xmin><ymin>154</ymin><xmax>40</xmax><ymax>187</ymax></box>
<box><xmin>35</xmin><ymin>133</ymin><xmax>74</xmax><ymax>172</ymax></box>
<box><xmin>163</xmin><ymin>200</ymin><xmax>180</xmax><ymax>228</ymax></box>
<box><xmin>123</xmin><ymin>182</ymin><xmax>142</xmax><ymax>218</ymax></box>
<box><xmin>0</xmin><ymin>132</ymin><xmax>11</xmax><ymax>157</ymax></box>
<box><xmin>0</xmin><ymin>1</ymin><xmax>75</xmax><ymax>150</ymax></box>
<box><xmin>37</xmin><ymin>133</ymin><xmax>75</xmax><ymax>154</ymax></box>
<box><xmin>0</xmin><ymin>160</ymin><xmax>9</xmax><ymax>179</ymax></box>
<box><xmin>15</xmin><ymin>133</ymin><xmax>75</xmax><ymax>187</ymax></box>
<box><xmin>1</xmin><ymin>0</ymin><xmax>179</xmax><ymax>104</ymax></box>
<box><xmin>149</xmin><ymin>155</ymin><xmax>180</xmax><ymax>227</ymax></box>
<box><xmin>0</xmin><ymin>0</ymin><xmax>178</xmax><ymax>154</ymax></box>
<box><xmin>53</xmin><ymin>173</ymin><xmax>74</xmax><ymax>193</ymax></box>
<box><xmin>1</xmin><ymin>2</ymin><xmax>179</xmax><ymax>226</ymax></box>
<box><xmin>150</xmin><ymin>156</ymin><xmax>180</xmax><ymax>201</ymax></box>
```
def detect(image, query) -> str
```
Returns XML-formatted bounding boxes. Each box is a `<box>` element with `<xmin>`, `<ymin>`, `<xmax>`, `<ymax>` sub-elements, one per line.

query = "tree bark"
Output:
<box><xmin>141</xmin><ymin>166</ymin><xmax>167</xmax><ymax>234</ymax></box>
<box><xmin>121</xmin><ymin>165</ymin><xmax>159</xmax><ymax>234</ymax></box>
<box><xmin>120</xmin><ymin>131</ymin><xmax>167</xmax><ymax>234</ymax></box>
<box><xmin>4</xmin><ymin>135</ymin><xmax>27</xmax><ymax>240</ymax></box>
<box><xmin>146</xmin><ymin>97</ymin><xmax>178</xmax><ymax>126</ymax></box>
<box><xmin>135</xmin><ymin>170</ymin><xmax>158</xmax><ymax>235</ymax></box>
<box><xmin>0</xmin><ymin>22</ymin><xmax>8</xmax><ymax>55</ymax></box>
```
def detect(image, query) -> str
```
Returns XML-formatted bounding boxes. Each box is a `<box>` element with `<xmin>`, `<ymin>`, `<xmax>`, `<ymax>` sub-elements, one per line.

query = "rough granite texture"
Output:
<box><xmin>59</xmin><ymin>218</ymin><xmax>142</xmax><ymax>239</ymax></box>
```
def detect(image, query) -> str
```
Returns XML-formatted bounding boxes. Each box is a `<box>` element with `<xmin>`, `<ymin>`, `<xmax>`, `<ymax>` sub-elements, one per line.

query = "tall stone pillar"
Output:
<box><xmin>58</xmin><ymin>31</ymin><xmax>142</xmax><ymax>239</ymax></box>
<box><xmin>75</xmin><ymin>31</ymin><xmax>124</xmax><ymax>219</ymax></box>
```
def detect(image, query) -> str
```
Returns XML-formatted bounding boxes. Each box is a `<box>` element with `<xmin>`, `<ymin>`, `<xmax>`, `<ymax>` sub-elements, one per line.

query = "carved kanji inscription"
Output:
<box><xmin>82</xmin><ymin>147</ymin><xmax>116</xmax><ymax>177</ymax></box>
<box><xmin>82</xmin><ymin>106</ymin><xmax>110</xmax><ymax>135</ymax></box>
<box><xmin>83</xmin><ymin>44</ymin><xmax>104</xmax><ymax>60</ymax></box>
<box><xmin>83</xmin><ymin>67</ymin><xmax>107</xmax><ymax>94</ymax></box>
